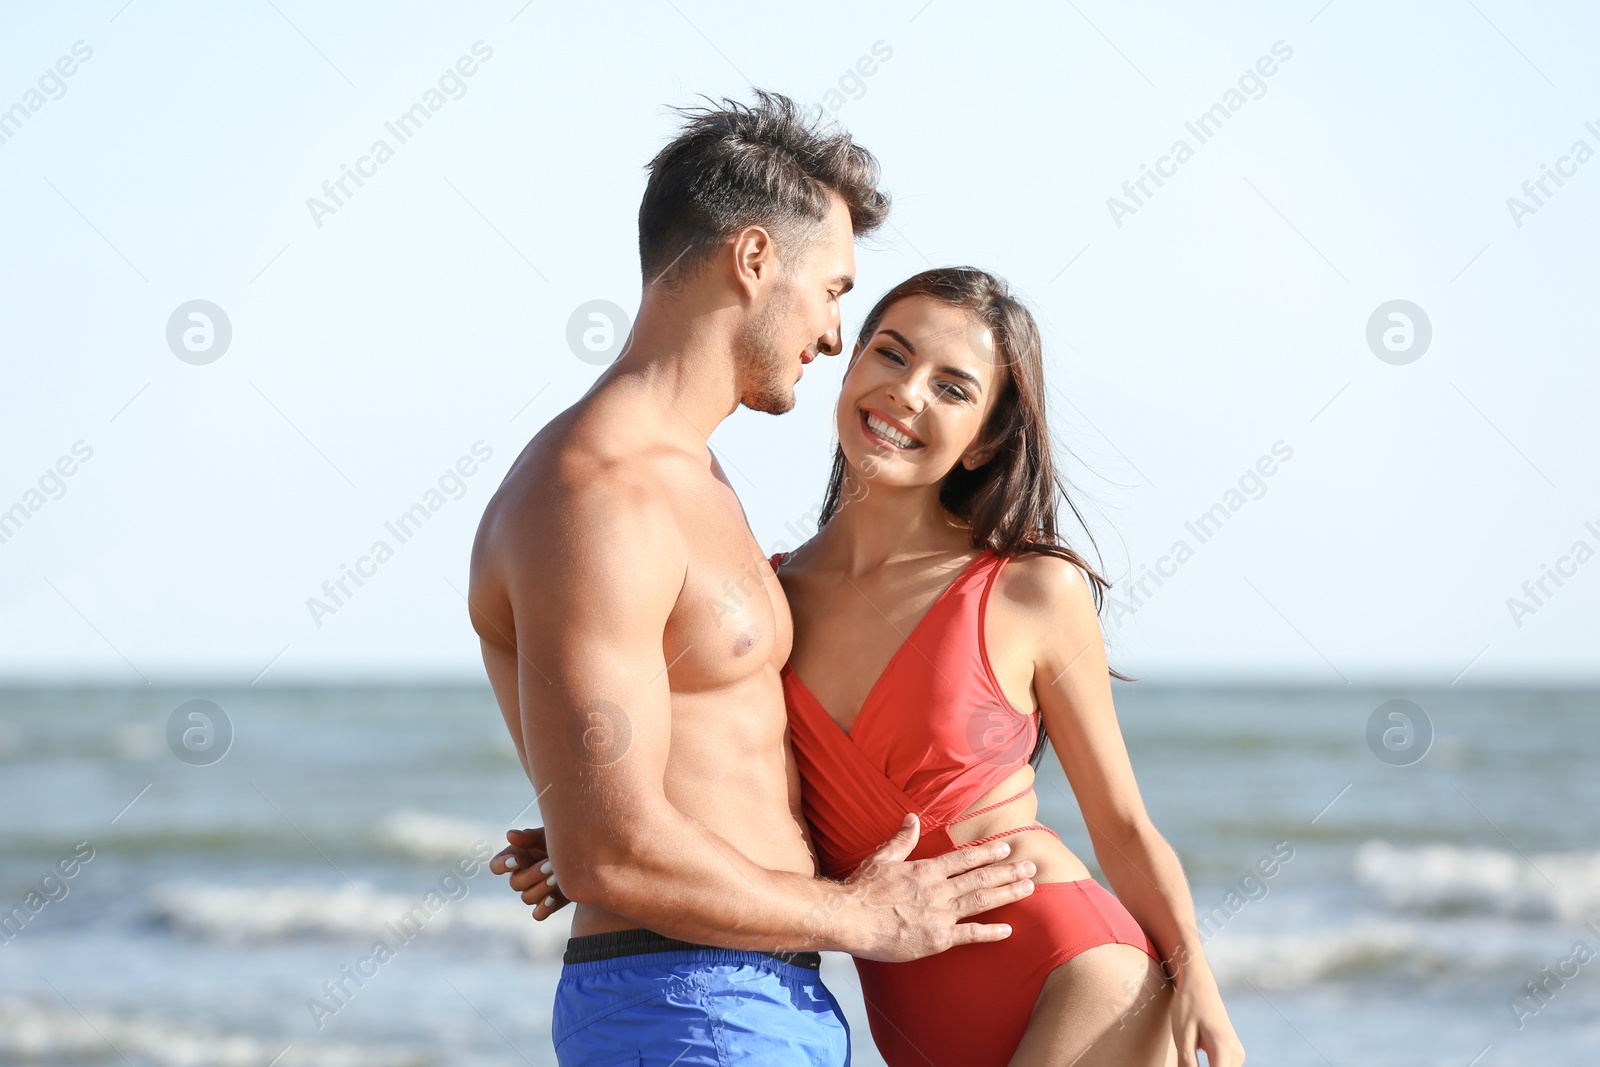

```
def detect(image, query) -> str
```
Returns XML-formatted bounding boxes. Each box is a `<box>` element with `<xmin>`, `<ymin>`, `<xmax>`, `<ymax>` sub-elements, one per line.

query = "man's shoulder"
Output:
<box><xmin>478</xmin><ymin>405</ymin><xmax>696</xmax><ymax>566</ymax></box>
<box><xmin>499</xmin><ymin>406</ymin><xmax>688</xmax><ymax>511</ymax></box>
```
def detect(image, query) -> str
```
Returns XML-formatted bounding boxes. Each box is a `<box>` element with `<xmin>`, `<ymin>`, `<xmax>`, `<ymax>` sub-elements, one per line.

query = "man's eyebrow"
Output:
<box><xmin>875</xmin><ymin>328</ymin><xmax>984</xmax><ymax>392</ymax></box>
<box><xmin>835</xmin><ymin>276</ymin><xmax>855</xmax><ymax>295</ymax></box>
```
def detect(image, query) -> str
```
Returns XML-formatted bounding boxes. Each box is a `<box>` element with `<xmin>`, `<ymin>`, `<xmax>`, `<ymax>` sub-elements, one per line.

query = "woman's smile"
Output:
<box><xmin>859</xmin><ymin>408</ymin><xmax>924</xmax><ymax>450</ymax></box>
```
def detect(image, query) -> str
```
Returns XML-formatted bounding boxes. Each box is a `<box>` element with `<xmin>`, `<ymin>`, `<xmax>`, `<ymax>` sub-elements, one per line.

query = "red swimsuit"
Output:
<box><xmin>774</xmin><ymin>549</ymin><xmax>1160</xmax><ymax>1067</ymax></box>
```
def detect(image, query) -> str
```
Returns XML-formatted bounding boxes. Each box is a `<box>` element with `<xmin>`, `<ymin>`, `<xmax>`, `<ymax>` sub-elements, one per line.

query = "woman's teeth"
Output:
<box><xmin>865</xmin><ymin>413</ymin><xmax>920</xmax><ymax>449</ymax></box>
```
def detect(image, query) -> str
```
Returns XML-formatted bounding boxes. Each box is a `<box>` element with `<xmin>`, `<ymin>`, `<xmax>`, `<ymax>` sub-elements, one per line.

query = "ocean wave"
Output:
<box><xmin>148</xmin><ymin>881</ymin><xmax>571</xmax><ymax>958</ymax></box>
<box><xmin>1202</xmin><ymin>919</ymin><xmax>1568</xmax><ymax>990</ymax></box>
<box><xmin>1204</xmin><ymin>922</ymin><xmax>1421</xmax><ymax>988</ymax></box>
<box><xmin>1354</xmin><ymin>839</ymin><xmax>1600</xmax><ymax>921</ymax></box>
<box><xmin>0</xmin><ymin>809</ymin><xmax>509</xmax><ymax>861</ymax></box>
<box><xmin>374</xmin><ymin>809</ymin><xmax>502</xmax><ymax>863</ymax></box>
<box><xmin>0</xmin><ymin>998</ymin><xmax>428</xmax><ymax>1067</ymax></box>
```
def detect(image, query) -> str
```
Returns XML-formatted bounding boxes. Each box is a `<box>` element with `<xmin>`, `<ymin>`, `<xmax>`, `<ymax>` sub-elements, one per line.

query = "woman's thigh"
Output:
<box><xmin>1007</xmin><ymin>943</ymin><xmax>1177</xmax><ymax>1067</ymax></box>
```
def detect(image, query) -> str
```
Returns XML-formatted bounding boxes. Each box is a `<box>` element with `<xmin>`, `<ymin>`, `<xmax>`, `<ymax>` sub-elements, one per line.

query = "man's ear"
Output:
<box><xmin>730</xmin><ymin>225</ymin><xmax>775</xmax><ymax>300</ymax></box>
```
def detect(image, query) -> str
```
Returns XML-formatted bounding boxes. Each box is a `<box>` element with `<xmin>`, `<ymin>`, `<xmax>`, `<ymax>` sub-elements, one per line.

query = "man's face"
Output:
<box><xmin>738</xmin><ymin>194</ymin><xmax>857</xmax><ymax>415</ymax></box>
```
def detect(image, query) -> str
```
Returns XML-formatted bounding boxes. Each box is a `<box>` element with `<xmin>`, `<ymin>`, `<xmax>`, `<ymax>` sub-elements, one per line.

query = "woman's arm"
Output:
<box><xmin>1021</xmin><ymin>555</ymin><xmax>1245</xmax><ymax>1067</ymax></box>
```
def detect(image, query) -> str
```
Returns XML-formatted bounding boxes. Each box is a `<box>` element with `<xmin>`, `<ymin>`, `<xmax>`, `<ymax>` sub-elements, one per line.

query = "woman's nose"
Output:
<box><xmin>886</xmin><ymin>375</ymin><xmax>929</xmax><ymax>413</ymax></box>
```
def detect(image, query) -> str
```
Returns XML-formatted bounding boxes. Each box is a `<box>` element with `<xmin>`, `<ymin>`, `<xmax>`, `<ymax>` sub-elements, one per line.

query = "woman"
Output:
<box><xmin>505</xmin><ymin>267</ymin><xmax>1244</xmax><ymax>1067</ymax></box>
<box><xmin>770</xmin><ymin>267</ymin><xmax>1239</xmax><ymax>1066</ymax></box>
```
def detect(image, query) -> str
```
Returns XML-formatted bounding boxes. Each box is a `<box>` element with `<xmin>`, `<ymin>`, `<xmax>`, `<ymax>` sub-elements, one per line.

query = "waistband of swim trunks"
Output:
<box><xmin>562</xmin><ymin>928</ymin><xmax>821</xmax><ymax>971</ymax></box>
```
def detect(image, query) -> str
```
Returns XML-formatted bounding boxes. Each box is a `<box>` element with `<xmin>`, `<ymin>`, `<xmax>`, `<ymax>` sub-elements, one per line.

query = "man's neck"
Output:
<box><xmin>594</xmin><ymin>285</ymin><xmax>744</xmax><ymax>446</ymax></box>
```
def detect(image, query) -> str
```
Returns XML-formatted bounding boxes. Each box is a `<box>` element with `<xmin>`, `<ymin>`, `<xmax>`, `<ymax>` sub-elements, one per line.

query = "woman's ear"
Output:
<box><xmin>960</xmin><ymin>439</ymin><xmax>998</xmax><ymax>470</ymax></box>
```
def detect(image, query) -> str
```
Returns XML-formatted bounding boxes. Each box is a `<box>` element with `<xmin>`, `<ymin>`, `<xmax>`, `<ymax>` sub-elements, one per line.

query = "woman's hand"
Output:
<box><xmin>1169</xmin><ymin>969</ymin><xmax>1245</xmax><ymax>1067</ymax></box>
<box><xmin>490</xmin><ymin>827</ymin><xmax>572</xmax><ymax>921</ymax></box>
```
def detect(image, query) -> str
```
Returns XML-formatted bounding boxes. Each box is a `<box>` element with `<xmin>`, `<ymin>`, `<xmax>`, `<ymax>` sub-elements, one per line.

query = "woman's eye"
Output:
<box><xmin>939</xmin><ymin>383</ymin><xmax>971</xmax><ymax>401</ymax></box>
<box><xmin>875</xmin><ymin>347</ymin><xmax>904</xmax><ymax>364</ymax></box>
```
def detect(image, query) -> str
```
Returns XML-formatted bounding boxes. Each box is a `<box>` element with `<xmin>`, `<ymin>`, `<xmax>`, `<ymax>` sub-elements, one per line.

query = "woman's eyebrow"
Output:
<box><xmin>879</xmin><ymin>328</ymin><xmax>916</xmax><ymax>354</ymax></box>
<box><xmin>877</xmin><ymin>328</ymin><xmax>983</xmax><ymax>391</ymax></box>
<box><xmin>938</xmin><ymin>365</ymin><xmax>983</xmax><ymax>391</ymax></box>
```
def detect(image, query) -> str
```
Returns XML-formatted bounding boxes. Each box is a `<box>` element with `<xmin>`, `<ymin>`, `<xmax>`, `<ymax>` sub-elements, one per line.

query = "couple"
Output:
<box><xmin>468</xmin><ymin>91</ymin><xmax>1243</xmax><ymax>1066</ymax></box>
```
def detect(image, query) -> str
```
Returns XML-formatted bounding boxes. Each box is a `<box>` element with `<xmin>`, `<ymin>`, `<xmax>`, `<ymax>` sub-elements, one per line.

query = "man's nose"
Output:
<box><xmin>817</xmin><ymin>309</ymin><xmax>842</xmax><ymax>357</ymax></box>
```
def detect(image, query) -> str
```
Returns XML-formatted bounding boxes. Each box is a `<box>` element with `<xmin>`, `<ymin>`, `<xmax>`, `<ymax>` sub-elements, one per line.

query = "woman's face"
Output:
<box><xmin>835</xmin><ymin>294</ymin><xmax>1007</xmax><ymax>492</ymax></box>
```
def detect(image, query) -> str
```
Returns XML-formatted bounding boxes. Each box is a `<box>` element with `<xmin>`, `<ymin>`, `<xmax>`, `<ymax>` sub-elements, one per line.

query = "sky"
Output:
<box><xmin>1</xmin><ymin>0</ymin><xmax>1596</xmax><ymax>685</ymax></box>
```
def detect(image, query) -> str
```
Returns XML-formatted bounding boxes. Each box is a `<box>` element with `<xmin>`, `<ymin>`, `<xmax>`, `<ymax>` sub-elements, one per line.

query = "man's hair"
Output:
<box><xmin>638</xmin><ymin>90</ymin><xmax>890</xmax><ymax>286</ymax></box>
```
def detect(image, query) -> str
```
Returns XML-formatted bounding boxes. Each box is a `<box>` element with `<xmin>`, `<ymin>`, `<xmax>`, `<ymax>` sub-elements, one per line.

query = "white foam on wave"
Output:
<box><xmin>148</xmin><ymin>881</ymin><xmax>572</xmax><ymax>958</ymax></box>
<box><xmin>374</xmin><ymin>808</ymin><xmax>501</xmax><ymax>862</ymax></box>
<box><xmin>1204</xmin><ymin>922</ymin><xmax>1420</xmax><ymax>989</ymax></box>
<box><xmin>1204</xmin><ymin>917</ymin><xmax>1562</xmax><ymax>990</ymax></box>
<box><xmin>0</xmin><ymin>998</ymin><xmax>426</xmax><ymax>1067</ymax></box>
<box><xmin>1354</xmin><ymin>839</ymin><xmax>1600</xmax><ymax>921</ymax></box>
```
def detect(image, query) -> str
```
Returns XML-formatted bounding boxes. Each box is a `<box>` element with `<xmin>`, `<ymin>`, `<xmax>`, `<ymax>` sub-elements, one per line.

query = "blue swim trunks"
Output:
<box><xmin>552</xmin><ymin>929</ymin><xmax>851</xmax><ymax>1066</ymax></box>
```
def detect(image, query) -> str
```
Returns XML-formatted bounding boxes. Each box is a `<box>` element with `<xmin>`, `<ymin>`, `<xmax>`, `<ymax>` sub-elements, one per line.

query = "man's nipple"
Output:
<box><xmin>731</xmin><ymin>623</ymin><xmax>761</xmax><ymax>657</ymax></box>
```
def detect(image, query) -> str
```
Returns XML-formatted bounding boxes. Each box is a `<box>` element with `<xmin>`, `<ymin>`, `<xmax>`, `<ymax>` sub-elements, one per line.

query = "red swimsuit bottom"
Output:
<box><xmin>775</xmin><ymin>550</ymin><xmax>1160</xmax><ymax>1067</ymax></box>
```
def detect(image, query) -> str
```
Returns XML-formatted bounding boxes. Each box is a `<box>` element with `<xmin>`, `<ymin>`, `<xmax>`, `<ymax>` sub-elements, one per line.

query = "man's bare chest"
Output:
<box><xmin>660</xmin><ymin>487</ymin><xmax>794</xmax><ymax>693</ymax></box>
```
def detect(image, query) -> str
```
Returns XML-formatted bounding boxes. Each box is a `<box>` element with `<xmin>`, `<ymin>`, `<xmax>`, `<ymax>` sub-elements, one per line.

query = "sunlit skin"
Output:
<box><xmin>792</xmin><ymin>293</ymin><xmax>1099</xmax><ymax>890</ymax></box>
<box><xmin>472</xmin><ymin>195</ymin><xmax>1040</xmax><ymax>965</ymax></box>
<box><xmin>779</xmin><ymin>293</ymin><xmax>1241</xmax><ymax>1067</ymax></box>
<box><xmin>493</xmin><ymin>288</ymin><xmax>1242</xmax><ymax>1066</ymax></box>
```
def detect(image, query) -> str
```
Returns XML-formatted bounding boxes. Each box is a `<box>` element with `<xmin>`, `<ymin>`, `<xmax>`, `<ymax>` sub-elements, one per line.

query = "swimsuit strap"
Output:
<box><xmin>946</xmin><ymin>784</ymin><xmax>1037</xmax><ymax>825</ymax></box>
<box><xmin>955</xmin><ymin>823</ymin><xmax>1062</xmax><ymax>849</ymax></box>
<box><xmin>943</xmin><ymin>784</ymin><xmax>1062</xmax><ymax>849</ymax></box>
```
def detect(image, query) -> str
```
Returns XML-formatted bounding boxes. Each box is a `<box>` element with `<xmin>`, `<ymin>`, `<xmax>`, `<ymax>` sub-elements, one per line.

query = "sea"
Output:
<box><xmin>1</xmin><ymin>684</ymin><xmax>1596</xmax><ymax>1065</ymax></box>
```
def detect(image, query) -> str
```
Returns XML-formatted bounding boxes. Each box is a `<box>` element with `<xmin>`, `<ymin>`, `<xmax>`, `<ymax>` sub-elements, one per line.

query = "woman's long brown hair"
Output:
<box><xmin>817</xmin><ymin>266</ymin><xmax>1133</xmax><ymax>768</ymax></box>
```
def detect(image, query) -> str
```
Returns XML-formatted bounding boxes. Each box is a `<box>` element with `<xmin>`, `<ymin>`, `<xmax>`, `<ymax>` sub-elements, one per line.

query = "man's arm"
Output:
<box><xmin>475</xmin><ymin>475</ymin><xmax>1036</xmax><ymax>960</ymax></box>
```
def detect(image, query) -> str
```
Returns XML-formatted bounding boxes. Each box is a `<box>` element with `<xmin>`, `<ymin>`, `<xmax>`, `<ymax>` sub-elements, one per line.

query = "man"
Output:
<box><xmin>467</xmin><ymin>91</ymin><xmax>1037</xmax><ymax>1065</ymax></box>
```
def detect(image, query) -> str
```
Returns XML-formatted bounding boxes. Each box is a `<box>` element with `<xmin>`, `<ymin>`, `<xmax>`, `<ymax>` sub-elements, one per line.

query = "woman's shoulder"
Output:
<box><xmin>993</xmin><ymin>549</ymin><xmax>1099</xmax><ymax>624</ymax></box>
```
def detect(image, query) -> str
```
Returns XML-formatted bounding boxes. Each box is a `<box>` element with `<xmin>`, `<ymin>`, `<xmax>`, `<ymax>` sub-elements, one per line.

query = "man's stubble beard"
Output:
<box><xmin>737</xmin><ymin>281</ymin><xmax>800</xmax><ymax>416</ymax></box>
